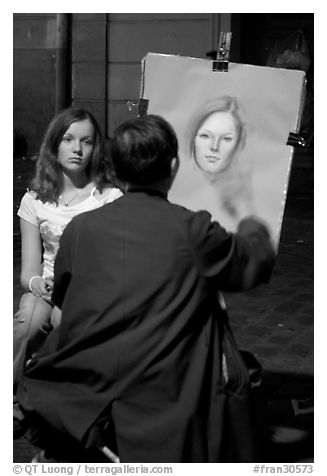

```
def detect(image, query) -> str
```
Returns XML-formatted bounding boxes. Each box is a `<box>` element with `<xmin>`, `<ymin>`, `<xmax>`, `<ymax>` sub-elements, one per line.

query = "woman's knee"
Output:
<box><xmin>50</xmin><ymin>306</ymin><xmax>62</xmax><ymax>329</ymax></box>
<box><xmin>14</xmin><ymin>293</ymin><xmax>52</xmax><ymax>338</ymax></box>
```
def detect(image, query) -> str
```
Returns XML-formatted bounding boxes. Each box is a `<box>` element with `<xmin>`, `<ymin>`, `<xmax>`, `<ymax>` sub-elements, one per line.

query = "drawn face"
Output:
<box><xmin>58</xmin><ymin>119</ymin><xmax>95</xmax><ymax>175</ymax></box>
<box><xmin>194</xmin><ymin>111</ymin><xmax>239</xmax><ymax>175</ymax></box>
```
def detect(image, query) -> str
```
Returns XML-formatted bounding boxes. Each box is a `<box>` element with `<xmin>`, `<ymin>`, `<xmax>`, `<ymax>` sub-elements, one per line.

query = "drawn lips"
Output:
<box><xmin>205</xmin><ymin>156</ymin><xmax>220</xmax><ymax>161</ymax></box>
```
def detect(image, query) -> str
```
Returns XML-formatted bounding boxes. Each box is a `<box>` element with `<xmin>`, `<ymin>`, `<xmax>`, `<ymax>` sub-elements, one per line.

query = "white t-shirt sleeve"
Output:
<box><xmin>102</xmin><ymin>187</ymin><xmax>123</xmax><ymax>204</ymax></box>
<box><xmin>17</xmin><ymin>192</ymin><xmax>38</xmax><ymax>226</ymax></box>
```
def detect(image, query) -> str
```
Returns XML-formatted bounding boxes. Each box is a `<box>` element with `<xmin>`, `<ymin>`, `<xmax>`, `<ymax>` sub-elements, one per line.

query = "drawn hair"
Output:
<box><xmin>186</xmin><ymin>95</ymin><xmax>247</xmax><ymax>160</ymax></box>
<box><xmin>30</xmin><ymin>107</ymin><xmax>106</xmax><ymax>204</ymax></box>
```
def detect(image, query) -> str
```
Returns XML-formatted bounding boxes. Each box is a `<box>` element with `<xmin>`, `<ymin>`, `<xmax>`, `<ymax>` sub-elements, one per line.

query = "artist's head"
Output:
<box><xmin>110</xmin><ymin>114</ymin><xmax>179</xmax><ymax>188</ymax></box>
<box><xmin>187</xmin><ymin>96</ymin><xmax>246</xmax><ymax>176</ymax></box>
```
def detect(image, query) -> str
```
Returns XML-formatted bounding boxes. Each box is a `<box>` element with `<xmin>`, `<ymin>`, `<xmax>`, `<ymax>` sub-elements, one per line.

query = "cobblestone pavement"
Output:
<box><xmin>13</xmin><ymin>183</ymin><xmax>314</xmax><ymax>463</ymax></box>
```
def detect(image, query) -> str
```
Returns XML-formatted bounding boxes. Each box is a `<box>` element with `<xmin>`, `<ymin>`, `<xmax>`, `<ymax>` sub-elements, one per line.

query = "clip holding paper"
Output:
<box><xmin>126</xmin><ymin>99</ymin><xmax>149</xmax><ymax>117</ymax></box>
<box><xmin>287</xmin><ymin>132</ymin><xmax>306</xmax><ymax>148</ymax></box>
<box><xmin>212</xmin><ymin>32</ymin><xmax>232</xmax><ymax>72</ymax></box>
<box><xmin>137</xmin><ymin>98</ymin><xmax>149</xmax><ymax>116</ymax></box>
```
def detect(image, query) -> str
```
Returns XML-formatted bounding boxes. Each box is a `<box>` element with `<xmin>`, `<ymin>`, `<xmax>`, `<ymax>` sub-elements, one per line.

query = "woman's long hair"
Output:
<box><xmin>30</xmin><ymin>107</ymin><xmax>107</xmax><ymax>204</ymax></box>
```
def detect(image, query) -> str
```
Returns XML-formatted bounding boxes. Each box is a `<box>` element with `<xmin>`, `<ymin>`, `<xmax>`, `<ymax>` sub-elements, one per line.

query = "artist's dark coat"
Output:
<box><xmin>18</xmin><ymin>189</ymin><xmax>275</xmax><ymax>462</ymax></box>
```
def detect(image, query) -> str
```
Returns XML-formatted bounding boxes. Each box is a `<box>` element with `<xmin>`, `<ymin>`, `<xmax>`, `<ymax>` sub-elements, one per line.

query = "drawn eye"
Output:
<box><xmin>198</xmin><ymin>133</ymin><xmax>209</xmax><ymax>139</ymax></box>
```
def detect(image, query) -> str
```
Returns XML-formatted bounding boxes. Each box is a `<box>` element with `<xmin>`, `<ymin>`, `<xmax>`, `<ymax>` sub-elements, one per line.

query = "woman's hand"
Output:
<box><xmin>42</xmin><ymin>278</ymin><xmax>54</xmax><ymax>303</ymax></box>
<box><xmin>29</xmin><ymin>276</ymin><xmax>53</xmax><ymax>302</ymax></box>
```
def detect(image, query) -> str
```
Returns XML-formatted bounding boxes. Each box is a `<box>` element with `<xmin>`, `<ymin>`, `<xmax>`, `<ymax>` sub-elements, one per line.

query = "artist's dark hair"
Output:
<box><xmin>30</xmin><ymin>107</ymin><xmax>107</xmax><ymax>204</ymax></box>
<box><xmin>187</xmin><ymin>95</ymin><xmax>246</xmax><ymax>158</ymax></box>
<box><xmin>110</xmin><ymin>114</ymin><xmax>178</xmax><ymax>185</ymax></box>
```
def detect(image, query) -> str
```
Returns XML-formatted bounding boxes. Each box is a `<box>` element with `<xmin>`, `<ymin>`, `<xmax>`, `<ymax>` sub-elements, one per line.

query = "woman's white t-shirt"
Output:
<box><xmin>18</xmin><ymin>187</ymin><xmax>123</xmax><ymax>280</ymax></box>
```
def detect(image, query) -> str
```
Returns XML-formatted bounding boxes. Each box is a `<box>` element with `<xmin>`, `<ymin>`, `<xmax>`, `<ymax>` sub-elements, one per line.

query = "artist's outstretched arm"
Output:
<box><xmin>191</xmin><ymin>211</ymin><xmax>275</xmax><ymax>291</ymax></box>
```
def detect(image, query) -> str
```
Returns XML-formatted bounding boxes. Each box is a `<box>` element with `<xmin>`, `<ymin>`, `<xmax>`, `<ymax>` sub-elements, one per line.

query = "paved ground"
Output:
<box><xmin>12</xmin><ymin>153</ymin><xmax>314</xmax><ymax>463</ymax></box>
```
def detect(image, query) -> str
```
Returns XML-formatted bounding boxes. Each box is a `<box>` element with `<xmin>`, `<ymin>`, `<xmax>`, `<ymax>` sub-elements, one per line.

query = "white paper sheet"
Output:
<box><xmin>142</xmin><ymin>53</ymin><xmax>306</xmax><ymax>248</ymax></box>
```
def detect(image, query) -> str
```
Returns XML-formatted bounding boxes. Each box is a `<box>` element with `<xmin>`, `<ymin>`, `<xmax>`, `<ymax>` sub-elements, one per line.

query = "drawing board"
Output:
<box><xmin>141</xmin><ymin>53</ymin><xmax>306</xmax><ymax>248</ymax></box>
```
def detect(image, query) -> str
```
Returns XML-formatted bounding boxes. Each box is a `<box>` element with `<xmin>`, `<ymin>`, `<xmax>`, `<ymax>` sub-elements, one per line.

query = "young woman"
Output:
<box><xmin>13</xmin><ymin>107</ymin><xmax>122</xmax><ymax>393</ymax></box>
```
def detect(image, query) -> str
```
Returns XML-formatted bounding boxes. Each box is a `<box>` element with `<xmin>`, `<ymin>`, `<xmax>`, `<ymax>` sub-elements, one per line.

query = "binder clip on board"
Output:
<box><xmin>213</xmin><ymin>32</ymin><xmax>232</xmax><ymax>72</ymax></box>
<box><xmin>287</xmin><ymin>132</ymin><xmax>306</xmax><ymax>147</ymax></box>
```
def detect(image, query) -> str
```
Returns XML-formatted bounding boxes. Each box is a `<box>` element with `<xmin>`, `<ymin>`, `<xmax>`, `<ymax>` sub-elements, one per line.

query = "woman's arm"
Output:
<box><xmin>19</xmin><ymin>218</ymin><xmax>52</xmax><ymax>299</ymax></box>
<box><xmin>20</xmin><ymin>218</ymin><xmax>43</xmax><ymax>290</ymax></box>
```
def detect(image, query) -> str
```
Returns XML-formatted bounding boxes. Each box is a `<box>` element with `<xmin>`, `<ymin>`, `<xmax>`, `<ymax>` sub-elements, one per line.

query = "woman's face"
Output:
<box><xmin>57</xmin><ymin>118</ymin><xmax>95</xmax><ymax>176</ymax></box>
<box><xmin>194</xmin><ymin>111</ymin><xmax>239</xmax><ymax>175</ymax></box>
